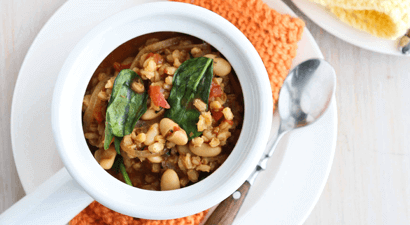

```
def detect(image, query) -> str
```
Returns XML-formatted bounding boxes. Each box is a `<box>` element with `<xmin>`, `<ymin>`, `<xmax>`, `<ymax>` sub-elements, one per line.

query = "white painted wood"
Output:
<box><xmin>283</xmin><ymin>1</ymin><xmax>410</xmax><ymax>224</ymax></box>
<box><xmin>0</xmin><ymin>0</ymin><xmax>65</xmax><ymax>215</ymax></box>
<box><xmin>1</xmin><ymin>0</ymin><xmax>410</xmax><ymax>224</ymax></box>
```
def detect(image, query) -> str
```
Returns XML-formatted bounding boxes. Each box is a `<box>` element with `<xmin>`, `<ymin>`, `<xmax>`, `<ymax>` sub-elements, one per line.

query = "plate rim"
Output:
<box><xmin>300</xmin><ymin>97</ymin><xmax>337</xmax><ymax>225</ymax></box>
<box><xmin>10</xmin><ymin>0</ymin><xmax>73</xmax><ymax>194</ymax></box>
<box><xmin>10</xmin><ymin>0</ymin><xmax>337</xmax><ymax>224</ymax></box>
<box><xmin>292</xmin><ymin>0</ymin><xmax>407</xmax><ymax>57</ymax></box>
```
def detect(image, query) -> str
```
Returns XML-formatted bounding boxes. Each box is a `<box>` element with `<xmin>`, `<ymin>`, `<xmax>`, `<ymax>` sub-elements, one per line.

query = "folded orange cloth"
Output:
<box><xmin>172</xmin><ymin>0</ymin><xmax>305</xmax><ymax>111</ymax></box>
<box><xmin>70</xmin><ymin>201</ymin><xmax>208</xmax><ymax>225</ymax></box>
<box><xmin>71</xmin><ymin>1</ymin><xmax>305</xmax><ymax>224</ymax></box>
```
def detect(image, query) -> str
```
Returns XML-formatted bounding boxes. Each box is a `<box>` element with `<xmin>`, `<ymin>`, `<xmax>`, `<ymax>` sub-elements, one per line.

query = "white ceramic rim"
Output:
<box><xmin>51</xmin><ymin>2</ymin><xmax>272</xmax><ymax>219</ymax></box>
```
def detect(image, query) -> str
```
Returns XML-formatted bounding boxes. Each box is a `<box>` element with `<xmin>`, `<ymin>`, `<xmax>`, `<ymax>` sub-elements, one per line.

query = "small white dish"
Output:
<box><xmin>293</xmin><ymin>0</ymin><xmax>407</xmax><ymax>57</ymax></box>
<box><xmin>10</xmin><ymin>0</ymin><xmax>337</xmax><ymax>224</ymax></box>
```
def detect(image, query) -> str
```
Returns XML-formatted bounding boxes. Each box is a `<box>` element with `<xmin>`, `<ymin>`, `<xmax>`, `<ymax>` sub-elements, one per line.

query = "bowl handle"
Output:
<box><xmin>0</xmin><ymin>167</ymin><xmax>93</xmax><ymax>225</ymax></box>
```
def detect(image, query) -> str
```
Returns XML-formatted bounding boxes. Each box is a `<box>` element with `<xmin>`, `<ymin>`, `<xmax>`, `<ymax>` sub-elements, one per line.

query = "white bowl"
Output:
<box><xmin>52</xmin><ymin>2</ymin><xmax>272</xmax><ymax>219</ymax></box>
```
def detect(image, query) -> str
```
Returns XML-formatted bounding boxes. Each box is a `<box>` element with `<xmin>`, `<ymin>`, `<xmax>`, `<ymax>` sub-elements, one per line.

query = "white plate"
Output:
<box><xmin>293</xmin><ymin>0</ymin><xmax>407</xmax><ymax>57</ymax></box>
<box><xmin>10</xmin><ymin>0</ymin><xmax>337</xmax><ymax>224</ymax></box>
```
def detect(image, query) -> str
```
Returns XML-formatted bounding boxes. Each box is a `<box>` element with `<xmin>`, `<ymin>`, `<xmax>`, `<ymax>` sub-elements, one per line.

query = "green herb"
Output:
<box><xmin>114</xmin><ymin>137</ymin><xmax>122</xmax><ymax>154</ymax></box>
<box><xmin>109</xmin><ymin>69</ymin><xmax>140</xmax><ymax>104</ymax></box>
<box><xmin>165</xmin><ymin>57</ymin><xmax>213</xmax><ymax>140</ymax></box>
<box><xmin>112</xmin><ymin>156</ymin><xmax>121</xmax><ymax>173</ymax></box>
<box><xmin>104</xmin><ymin>69</ymin><xmax>148</xmax><ymax>150</ymax></box>
<box><xmin>120</xmin><ymin>162</ymin><xmax>133</xmax><ymax>186</ymax></box>
<box><xmin>111</xmin><ymin>154</ymin><xmax>132</xmax><ymax>186</ymax></box>
<box><xmin>107</xmin><ymin>80</ymin><xmax>147</xmax><ymax>136</ymax></box>
<box><xmin>104</xmin><ymin>115</ymin><xmax>115</xmax><ymax>150</ymax></box>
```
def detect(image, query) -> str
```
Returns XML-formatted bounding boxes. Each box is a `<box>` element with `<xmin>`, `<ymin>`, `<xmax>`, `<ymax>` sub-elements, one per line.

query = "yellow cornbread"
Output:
<box><xmin>310</xmin><ymin>0</ymin><xmax>410</xmax><ymax>39</ymax></box>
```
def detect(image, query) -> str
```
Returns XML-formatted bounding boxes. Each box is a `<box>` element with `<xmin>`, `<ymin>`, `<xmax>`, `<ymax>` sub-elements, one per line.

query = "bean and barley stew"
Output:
<box><xmin>82</xmin><ymin>32</ymin><xmax>244</xmax><ymax>191</ymax></box>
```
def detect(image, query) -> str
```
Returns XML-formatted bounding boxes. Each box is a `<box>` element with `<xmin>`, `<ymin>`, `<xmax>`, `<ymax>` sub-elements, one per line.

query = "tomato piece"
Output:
<box><xmin>146</xmin><ymin>53</ymin><xmax>163</xmax><ymax>64</ymax></box>
<box><xmin>113</xmin><ymin>62</ymin><xmax>131</xmax><ymax>72</ymax></box>
<box><xmin>155</xmin><ymin>55</ymin><xmax>164</xmax><ymax>64</ymax></box>
<box><xmin>149</xmin><ymin>85</ymin><xmax>170</xmax><ymax>109</ymax></box>
<box><xmin>93</xmin><ymin>104</ymin><xmax>106</xmax><ymax>123</ymax></box>
<box><xmin>211</xmin><ymin>107</ymin><xmax>224</xmax><ymax>122</ymax></box>
<box><xmin>212</xmin><ymin>111</ymin><xmax>224</xmax><ymax>122</ymax></box>
<box><xmin>209</xmin><ymin>82</ymin><xmax>222</xmax><ymax>99</ymax></box>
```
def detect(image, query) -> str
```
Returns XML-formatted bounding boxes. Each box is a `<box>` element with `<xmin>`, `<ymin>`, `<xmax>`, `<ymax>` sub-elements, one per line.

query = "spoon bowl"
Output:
<box><xmin>278</xmin><ymin>59</ymin><xmax>336</xmax><ymax>131</ymax></box>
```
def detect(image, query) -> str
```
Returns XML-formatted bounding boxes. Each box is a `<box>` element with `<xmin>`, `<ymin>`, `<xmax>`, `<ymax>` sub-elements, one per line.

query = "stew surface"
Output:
<box><xmin>82</xmin><ymin>32</ymin><xmax>244</xmax><ymax>191</ymax></box>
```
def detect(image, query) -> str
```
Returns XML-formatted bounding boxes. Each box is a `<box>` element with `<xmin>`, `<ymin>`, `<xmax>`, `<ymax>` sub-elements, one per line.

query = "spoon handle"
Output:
<box><xmin>204</xmin><ymin>181</ymin><xmax>251</xmax><ymax>225</ymax></box>
<box><xmin>204</xmin><ymin>123</ymin><xmax>286</xmax><ymax>224</ymax></box>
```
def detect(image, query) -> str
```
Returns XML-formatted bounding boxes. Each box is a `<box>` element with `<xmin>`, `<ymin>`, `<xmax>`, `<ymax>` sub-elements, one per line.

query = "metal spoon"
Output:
<box><xmin>204</xmin><ymin>58</ymin><xmax>336</xmax><ymax>225</ymax></box>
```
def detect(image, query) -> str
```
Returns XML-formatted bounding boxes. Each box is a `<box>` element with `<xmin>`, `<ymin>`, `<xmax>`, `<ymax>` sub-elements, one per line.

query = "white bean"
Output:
<box><xmin>94</xmin><ymin>146</ymin><xmax>117</xmax><ymax>169</ymax></box>
<box><xmin>144</xmin><ymin>123</ymin><xmax>159</xmax><ymax>145</ymax></box>
<box><xmin>141</xmin><ymin>108</ymin><xmax>165</xmax><ymax>120</ymax></box>
<box><xmin>168</xmin><ymin>130</ymin><xmax>188</xmax><ymax>145</ymax></box>
<box><xmin>161</xmin><ymin>169</ymin><xmax>180</xmax><ymax>191</ymax></box>
<box><xmin>189</xmin><ymin>142</ymin><xmax>221</xmax><ymax>157</ymax></box>
<box><xmin>159</xmin><ymin>118</ymin><xmax>188</xmax><ymax>145</ymax></box>
<box><xmin>147</xmin><ymin>155</ymin><xmax>163</xmax><ymax>163</ymax></box>
<box><xmin>213</xmin><ymin>58</ymin><xmax>231</xmax><ymax>77</ymax></box>
<box><xmin>159</xmin><ymin>118</ymin><xmax>177</xmax><ymax>136</ymax></box>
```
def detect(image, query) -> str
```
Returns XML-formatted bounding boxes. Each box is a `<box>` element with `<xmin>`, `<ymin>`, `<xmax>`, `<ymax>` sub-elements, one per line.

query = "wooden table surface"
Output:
<box><xmin>1</xmin><ymin>0</ymin><xmax>410</xmax><ymax>224</ymax></box>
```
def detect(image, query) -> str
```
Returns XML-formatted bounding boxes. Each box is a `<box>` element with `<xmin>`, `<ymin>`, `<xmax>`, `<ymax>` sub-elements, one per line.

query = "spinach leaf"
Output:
<box><xmin>109</xmin><ymin>69</ymin><xmax>137</xmax><ymax>104</ymax></box>
<box><xmin>112</xmin><ymin>155</ymin><xmax>121</xmax><ymax>173</ymax></box>
<box><xmin>104</xmin><ymin>114</ymin><xmax>115</xmax><ymax>150</ymax></box>
<box><xmin>104</xmin><ymin>69</ymin><xmax>148</xmax><ymax>149</ymax></box>
<box><xmin>112</xmin><ymin>156</ymin><xmax>132</xmax><ymax>186</ymax></box>
<box><xmin>114</xmin><ymin>136</ymin><xmax>122</xmax><ymax>154</ymax></box>
<box><xmin>120</xmin><ymin>161</ymin><xmax>132</xmax><ymax>186</ymax></box>
<box><xmin>165</xmin><ymin>57</ymin><xmax>213</xmax><ymax>140</ymax></box>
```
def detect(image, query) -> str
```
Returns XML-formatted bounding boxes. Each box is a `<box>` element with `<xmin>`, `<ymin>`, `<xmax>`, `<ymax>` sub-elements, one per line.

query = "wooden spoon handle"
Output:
<box><xmin>204</xmin><ymin>181</ymin><xmax>251</xmax><ymax>225</ymax></box>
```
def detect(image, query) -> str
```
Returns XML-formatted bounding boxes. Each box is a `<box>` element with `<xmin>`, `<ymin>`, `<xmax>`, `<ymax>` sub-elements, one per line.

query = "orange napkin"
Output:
<box><xmin>70</xmin><ymin>201</ymin><xmax>208</xmax><ymax>225</ymax></box>
<box><xmin>71</xmin><ymin>0</ymin><xmax>305</xmax><ymax>224</ymax></box>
